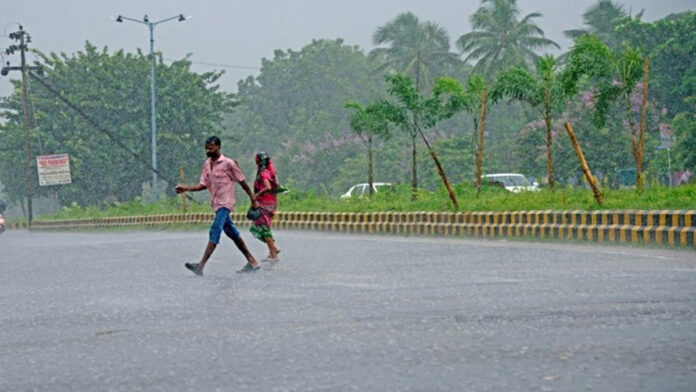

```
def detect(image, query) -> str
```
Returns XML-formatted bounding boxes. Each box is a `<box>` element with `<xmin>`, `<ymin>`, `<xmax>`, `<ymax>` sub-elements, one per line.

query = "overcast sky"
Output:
<box><xmin>1</xmin><ymin>0</ymin><xmax>694</xmax><ymax>97</ymax></box>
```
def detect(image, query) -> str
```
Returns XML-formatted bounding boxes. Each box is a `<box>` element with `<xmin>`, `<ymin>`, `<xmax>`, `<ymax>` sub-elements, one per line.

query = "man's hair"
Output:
<box><xmin>205</xmin><ymin>136</ymin><xmax>221</xmax><ymax>146</ymax></box>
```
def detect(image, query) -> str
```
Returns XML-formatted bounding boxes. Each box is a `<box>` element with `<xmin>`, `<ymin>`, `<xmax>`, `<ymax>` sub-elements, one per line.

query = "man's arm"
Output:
<box><xmin>239</xmin><ymin>181</ymin><xmax>258</xmax><ymax>208</ymax></box>
<box><xmin>175</xmin><ymin>183</ymin><xmax>206</xmax><ymax>193</ymax></box>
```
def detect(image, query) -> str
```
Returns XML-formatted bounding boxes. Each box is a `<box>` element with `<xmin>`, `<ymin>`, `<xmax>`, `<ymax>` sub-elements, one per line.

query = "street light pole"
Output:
<box><xmin>114</xmin><ymin>14</ymin><xmax>190</xmax><ymax>202</ymax></box>
<box><xmin>657</xmin><ymin>145</ymin><xmax>673</xmax><ymax>187</ymax></box>
<box><xmin>667</xmin><ymin>147</ymin><xmax>672</xmax><ymax>187</ymax></box>
<box><xmin>148</xmin><ymin>21</ymin><xmax>157</xmax><ymax>202</ymax></box>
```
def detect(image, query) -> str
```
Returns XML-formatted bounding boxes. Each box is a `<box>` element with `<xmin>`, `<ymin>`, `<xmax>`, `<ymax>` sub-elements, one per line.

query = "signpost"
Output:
<box><xmin>36</xmin><ymin>154</ymin><xmax>72</xmax><ymax>186</ymax></box>
<box><xmin>658</xmin><ymin>123</ymin><xmax>674</xmax><ymax>187</ymax></box>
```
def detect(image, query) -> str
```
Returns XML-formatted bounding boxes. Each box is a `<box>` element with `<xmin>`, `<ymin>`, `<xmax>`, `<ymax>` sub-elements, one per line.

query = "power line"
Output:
<box><xmin>164</xmin><ymin>57</ymin><xmax>260</xmax><ymax>71</ymax></box>
<box><xmin>27</xmin><ymin>71</ymin><xmax>195</xmax><ymax>202</ymax></box>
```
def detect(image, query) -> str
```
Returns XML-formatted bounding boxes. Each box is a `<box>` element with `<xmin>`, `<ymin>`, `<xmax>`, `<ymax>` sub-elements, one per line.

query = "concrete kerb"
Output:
<box><xmin>23</xmin><ymin>209</ymin><xmax>696</xmax><ymax>248</ymax></box>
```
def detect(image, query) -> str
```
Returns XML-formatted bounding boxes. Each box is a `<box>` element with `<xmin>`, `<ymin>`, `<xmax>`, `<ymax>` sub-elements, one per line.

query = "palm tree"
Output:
<box><xmin>382</xmin><ymin>74</ymin><xmax>467</xmax><ymax>208</ymax></box>
<box><xmin>344</xmin><ymin>100</ymin><xmax>391</xmax><ymax>195</ymax></box>
<box><xmin>371</xmin><ymin>12</ymin><xmax>460</xmax><ymax>92</ymax></box>
<box><xmin>467</xmin><ymin>74</ymin><xmax>488</xmax><ymax>196</ymax></box>
<box><xmin>456</xmin><ymin>0</ymin><xmax>559</xmax><ymax>77</ymax></box>
<box><xmin>371</xmin><ymin>12</ymin><xmax>460</xmax><ymax>200</ymax></box>
<box><xmin>564</xmin><ymin>0</ymin><xmax>631</xmax><ymax>50</ymax></box>
<box><xmin>492</xmin><ymin>55</ymin><xmax>567</xmax><ymax>189</ymax></box>
<box><xmin>564</xmin><ymin>34</ymin><xmax>647</xmax><ymax>191</ymax></box>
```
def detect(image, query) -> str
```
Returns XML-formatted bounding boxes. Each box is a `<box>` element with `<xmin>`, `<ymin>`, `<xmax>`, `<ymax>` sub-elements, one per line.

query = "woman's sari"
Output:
<box><xmin>250</xmin><ymin>165</ymin><xmax>277</xmax><ymax>241</ymax></box>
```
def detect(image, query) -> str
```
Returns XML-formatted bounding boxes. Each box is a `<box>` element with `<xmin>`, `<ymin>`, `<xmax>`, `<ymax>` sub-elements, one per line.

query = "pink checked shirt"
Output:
<box><xmin>199</xmin><ymin>154</ymin><xmax>246</xmax><ymax>212</ymax></box>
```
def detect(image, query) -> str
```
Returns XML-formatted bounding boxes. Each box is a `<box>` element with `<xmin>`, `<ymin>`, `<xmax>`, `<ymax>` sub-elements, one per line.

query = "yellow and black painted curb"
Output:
<box><xmin>26</xmin><ymin>210</ymin><xmax>696</xmax><ymax>247</ymax></box>
<box><xmin>7</xmin><ymin>221</ymin><xmax>28</xmax><ymax>230</ymax></box>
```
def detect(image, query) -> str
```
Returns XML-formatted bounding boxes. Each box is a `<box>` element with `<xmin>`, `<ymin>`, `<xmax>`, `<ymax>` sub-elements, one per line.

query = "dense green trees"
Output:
<box><xmin>616</xmin><ymin>12</ymin><xmax>696</xmax><ymax>174</ymax></box>
<box><xmin>2</xmin><ymin>4</ymin><xmax>694</xmax><ymax>214</ymax></box>
<box><xmin>672</xmin><ymin>106</ymin><xmax>696</xmax><ymax>171</ymax></box>
<box><xmin>224</xmin><ymin>39</ymin><xmax>383</xmax><ymax>193</ymax></box>
<box><xmin>0</xmin><ymin>43</ymin><xmax>232</xmax><ymax>208</ymax></box>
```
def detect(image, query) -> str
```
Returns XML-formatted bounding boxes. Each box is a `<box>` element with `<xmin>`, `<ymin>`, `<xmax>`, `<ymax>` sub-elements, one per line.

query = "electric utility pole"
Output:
<box><xmin>2</xmin><ymin>26</ymin><xmax>42</xmax><ymax>227</ymax></box>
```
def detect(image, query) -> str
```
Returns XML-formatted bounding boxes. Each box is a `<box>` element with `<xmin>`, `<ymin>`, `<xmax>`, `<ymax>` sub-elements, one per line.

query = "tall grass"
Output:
<box><xmin>37</xmin><ymin>184</ymin><xmax>696</xmax><ymax>221</ymax></box>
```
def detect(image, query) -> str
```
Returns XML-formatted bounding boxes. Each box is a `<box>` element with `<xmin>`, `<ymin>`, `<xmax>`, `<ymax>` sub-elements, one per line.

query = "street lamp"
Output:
<box><xmin>114</xmin><ymin>13</ymin><xmax>190</xmax><ymax>202</ymax></box>
<box><xmin>657</xmin><ymin>145</ymin><xmax>672</xmax><ymax>187</ymax></box>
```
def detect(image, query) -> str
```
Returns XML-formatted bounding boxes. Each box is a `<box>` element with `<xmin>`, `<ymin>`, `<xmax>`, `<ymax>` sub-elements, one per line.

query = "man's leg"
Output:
<box><xmin>185</xmin><ymin>209</ymin><xmax>226</xmax><ymax>275</ymax></box>
<box><xmin>198</xmin><ymin>242</ymin><xmax>217</xmax><ymax>270</ymax></box>
<box><xmin>223</xmin><ymin>216</ymin><xmax>259</xmax><ymax>267</ymax></box>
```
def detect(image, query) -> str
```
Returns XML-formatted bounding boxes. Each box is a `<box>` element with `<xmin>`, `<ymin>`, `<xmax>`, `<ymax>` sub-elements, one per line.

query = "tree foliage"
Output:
<box><xmin>493</xmin><ymin>55</ymin><xmax>568</xmax><ymax>187</ymax></box>
<box><xmin>4</xmin><ymin>9</ymin><xmax>695</xmax><ymax>214</ymax></box>
<box><xmin>564</xmin><ymin>0</ymin><xmax>631</xmax><ymax>50</ymax></box>
<box><xmin>0</xmin><ymin>42</ymin><xmax>232</xmax><ymax>208</ymax></box>
<box><xmin>564</xmin><ymin>34</ymin><xmax>653</xmax><ymax>189</ymax></box>
<box><xmin>379</xmin><ymin>74</ymin><xmax>469</xmax><ymax>206</ymax></box>
<box><xmin>616</xmin><ymin>11</ymin><xmax>696</xmax><ymax>116</ymax></box>
<box><xmin>371</xmin><ymin>12</ymin><xmax>460</xmax><ymax>91</ymax></box>
<box><xmin>225</xmin><ymin>39</ymin><xmax>383</xmax><ymax>193</ymax></box>
<box><xmin>344</xmin><ymin>100</ymin><xmax>392</xmax><ymax>194</ymax></box>
<box><xmin>457</xmin><ymin>0</ymin><xmax>559</xmax><ymax>77</ymax></box>
<box><xmin>672</xmin><ymin>106</ymin><xmax>696</xmax><ymax>171</ymax></box>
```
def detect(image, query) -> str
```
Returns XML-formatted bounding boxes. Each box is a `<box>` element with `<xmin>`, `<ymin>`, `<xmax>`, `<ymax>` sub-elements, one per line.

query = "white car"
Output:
<box><xmin>482</xmin><ymin>173</ymin><xmax>539</xmax><ymax>193</ymax></box>
<box><xmin>340</xmin><ymin>182</ymin><xmax>392</xmax><ymax>198</ymax></box>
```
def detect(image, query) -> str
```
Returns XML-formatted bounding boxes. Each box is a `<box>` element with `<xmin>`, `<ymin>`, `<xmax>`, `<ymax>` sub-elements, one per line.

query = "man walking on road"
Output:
<box><xmin>175</xmin><ymin>136</ymin><xmax>260</xmax><ymax>275</ymax></box>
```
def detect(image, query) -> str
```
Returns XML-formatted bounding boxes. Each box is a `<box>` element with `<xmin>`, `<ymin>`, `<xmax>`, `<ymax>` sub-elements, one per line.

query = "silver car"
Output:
<box><xmin>482</xmin><ymin>173</ymin><xmax>539</xmax><ymax>193</ymax></box>
<box><xmin>340</xmin><ymin>182</ymin><xmax>393</xmax><ymax>198</ymax></box>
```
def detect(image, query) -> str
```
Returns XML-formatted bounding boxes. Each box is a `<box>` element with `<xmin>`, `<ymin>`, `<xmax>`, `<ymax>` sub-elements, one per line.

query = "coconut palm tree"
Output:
<box><xmin>456</xmin><ymin>0</ymin><xmax>559</xmax><ymax>77</ymax></box>
<box><xmin>371</xmin><ymin>12</ymin><xmax>460</xmax><ymax>92</ymax></box>
<box><xmin>564</xmin><ymin>34</ymin><xmax>647</xmax><ymax>191</ymax></box>
<box><xmin>381</xmin><ymin>74</ymin><xmax>468</xmax><ymax>208</ymax></box>
<box><xmin>564</xmin><ymin>0</ymin><xmax>631</xmax><ymax>50</ymax></box>
<box><xmin>466</xmin><ymin>74</ymin><xmax>489</xmax><ymax>196</ymax></box>
<box><xmin>492</xmin><ymin>55</ymin><xmax>568</xmax><ymax>189</ymax></box>
<box><xmin>371</xmin><ymin>12</ymin><xmax>460</xmax><ymax>199</ymax></box>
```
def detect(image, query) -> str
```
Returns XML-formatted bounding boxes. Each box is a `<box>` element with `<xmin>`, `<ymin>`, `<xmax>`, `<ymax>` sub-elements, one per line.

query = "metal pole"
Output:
<box><xmin>20</xmin><ymin>29</ymin><xmax>33</xmax><ymax>226</ymax></box>
<box><xmin>114</xmin><ymin>14</ymin><xmax>189</xmax><ymax>202</ymax></box>
<box><xmin>667</xmin><ymin>148</ymin><xmax>672</xmax><ymax>187</ymax></box>
<box><xmin>149</xmin><ymin>22</ymin><xmax>158</xmax><ymax>202</ymax></box>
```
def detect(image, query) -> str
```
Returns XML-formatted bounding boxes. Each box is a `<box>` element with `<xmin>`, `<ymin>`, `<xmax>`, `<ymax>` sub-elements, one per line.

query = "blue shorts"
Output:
<box><xmin>209</xmin><ymin>207</ymin><xmax>241</xmax><ymax>244</ymax></box>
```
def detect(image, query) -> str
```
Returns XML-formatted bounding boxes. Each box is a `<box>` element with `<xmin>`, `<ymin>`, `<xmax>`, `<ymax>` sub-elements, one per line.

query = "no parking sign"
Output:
<box><xmin>36</xmin><ymin>154</ymin><xmax>72</xmax><ymax>186</ymax></box>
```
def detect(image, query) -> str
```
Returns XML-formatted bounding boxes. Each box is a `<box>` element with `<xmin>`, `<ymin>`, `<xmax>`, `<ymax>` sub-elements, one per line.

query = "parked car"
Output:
<box><xmin>482</xmin><ymin>173</ymin><xmax>539</xmax><ymax>193</ymax></box>
<box><xmin>340</xmin><ymin>182</ymin><xmax>392</xmax><ymax>198</ymax></box>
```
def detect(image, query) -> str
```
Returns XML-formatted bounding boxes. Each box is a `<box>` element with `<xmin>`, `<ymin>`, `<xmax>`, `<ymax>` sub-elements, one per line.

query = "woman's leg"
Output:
<box><xmin>264</xmin><ymin>236</ymin><xmax>279</xmax><ymax>259</ymax></box>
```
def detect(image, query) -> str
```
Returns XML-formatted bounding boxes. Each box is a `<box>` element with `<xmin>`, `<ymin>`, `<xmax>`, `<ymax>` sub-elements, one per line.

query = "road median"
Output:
<box><xmin>24</xmin><ymin>209</ymin><xmax>696</xmax><ymax>248</ymax></box>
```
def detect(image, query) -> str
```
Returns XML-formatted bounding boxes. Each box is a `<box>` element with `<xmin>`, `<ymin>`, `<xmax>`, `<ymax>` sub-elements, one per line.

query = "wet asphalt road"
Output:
<box><xmin>1</xmin><ymin>229</ymin><xmax>695</xmax><ymax>392</ymax></box>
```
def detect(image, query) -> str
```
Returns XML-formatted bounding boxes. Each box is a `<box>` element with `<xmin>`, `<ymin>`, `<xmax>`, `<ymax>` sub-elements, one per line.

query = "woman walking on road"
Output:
<box><xmin>251</xmin><ymin>151</ymin><xmax>281</xmax><ymax>262</ymax></box>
